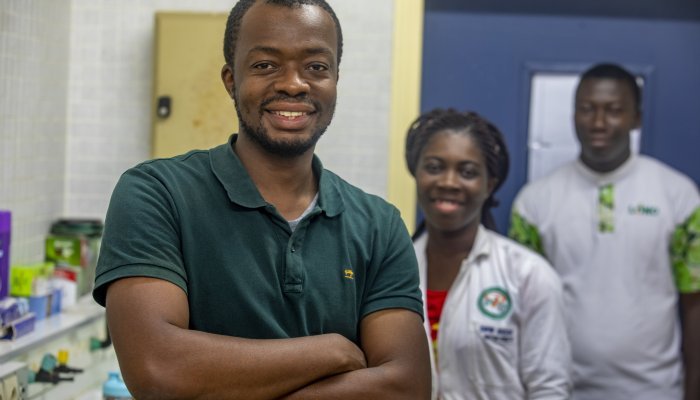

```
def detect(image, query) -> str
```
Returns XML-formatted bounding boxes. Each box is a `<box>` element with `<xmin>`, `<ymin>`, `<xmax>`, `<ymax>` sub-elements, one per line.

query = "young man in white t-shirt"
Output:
<box><xmin>510</xmin><ymin>63</ymin><xmax>700</xmax><ymax>400</ymax></box>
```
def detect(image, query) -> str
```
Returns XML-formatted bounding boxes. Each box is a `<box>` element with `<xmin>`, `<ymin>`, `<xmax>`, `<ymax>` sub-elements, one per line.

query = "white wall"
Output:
<box><xmin>0</xmin><ymin>0</ymin><xmax>72</xmax><ymax>263</ymax></box>
<box><xmin>315</xmin><ymin>1</ymin><xmax>393</xmax><ymax>197</ymax></box>
<box><xmin>63</xmin><ymin>0</ymin><xmax>238</xmax><ymax>219</ymax></box>
<box><xmin>0</xmin><ymin>0</ymin><xmax>395</xmax><ymax>265</ymax></box>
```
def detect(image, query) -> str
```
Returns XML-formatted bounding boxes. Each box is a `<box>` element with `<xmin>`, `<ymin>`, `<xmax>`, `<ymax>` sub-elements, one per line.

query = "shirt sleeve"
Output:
<box><xmin>519</xmin><ymin>258</ymin><xmax>572</xmax><ymax>399</ymax></box>
<box><xmin>671</xmin><ymin>206</ymin><xmax>700</xmax><ymax>293</ymax></box>
<box><xmin>509</xmin><ymin>189</ymin><xmax>547</xmax><ymax>258</ymax></box>
<box><xmin>92</xmin><ymin>165</ymin><xmax>188</xmax><ymax>306</ymax></box>
<box><xmin>360</xmin><ymin>206</ymin><xmax>424</xmax><ymax>321</ymax></box>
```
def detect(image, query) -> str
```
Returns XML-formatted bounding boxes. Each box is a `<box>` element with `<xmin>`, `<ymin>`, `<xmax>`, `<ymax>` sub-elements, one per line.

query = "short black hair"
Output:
<box><xmin>577</xmin><ymin>63</ymin><xmax>642</xmax><ymax>112</ymax></box>
<box><xmin>223</xmin><ymin>0</ymin><xmax>343</xmax><ymax>67</ymax></box>
<box><xmin>405</xmin><ymin>108</ymin><xmax>510</xmax><ymax>232</ymax></box>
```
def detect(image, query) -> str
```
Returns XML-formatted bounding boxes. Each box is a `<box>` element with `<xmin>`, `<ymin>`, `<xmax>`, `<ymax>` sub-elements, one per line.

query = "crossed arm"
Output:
<box><xmin>106</xmin><ymin>277</ymin><xmax>431</xmax><ymax>400</ymax></box>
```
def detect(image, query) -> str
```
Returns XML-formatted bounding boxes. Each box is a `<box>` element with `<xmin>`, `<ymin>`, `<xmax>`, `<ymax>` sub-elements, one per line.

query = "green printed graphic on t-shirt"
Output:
<box><xmin>509</xmin><ymin>211</ymin><xmax>546</xmax><ymax>257</ymax></box>
<box><xmin>671</xmin><ymin>206</ymin><xmax>700</xmax><ymax>293</ymax></box>
<box><xmin>598</xmin><ymin>184</ymin><xmax>615</xmax><ymax>233</ymax></box>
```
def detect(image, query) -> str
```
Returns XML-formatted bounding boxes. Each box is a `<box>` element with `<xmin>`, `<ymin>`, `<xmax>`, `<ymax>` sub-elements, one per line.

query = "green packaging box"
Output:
<box><xmin>45</xmin><ymin>236</ymin><xmax>84</xmax><ymax>267</ymax></box>
<box><xmin>9</xmin><ymin>262</ymin><xmax>55</xmax><ymax>297</ymax></box>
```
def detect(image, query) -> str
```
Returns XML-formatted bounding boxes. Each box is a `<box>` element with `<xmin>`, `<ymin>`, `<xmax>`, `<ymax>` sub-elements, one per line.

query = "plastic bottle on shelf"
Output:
<box><xmin>102</xmin><ymin>371</ymin><xmax>133</xmax><ymax>400</ymax></box>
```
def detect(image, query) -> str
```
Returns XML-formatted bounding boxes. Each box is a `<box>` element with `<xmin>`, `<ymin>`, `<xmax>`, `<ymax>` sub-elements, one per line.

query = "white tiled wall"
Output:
<box><xmin>315</xmin><ymin>0</ymin><xmax>394</xmax><ymax>196</ymax></box>
<box><xmin>1</xmin><ymin>0</ymin><xmax>395</xmax><ymax>265</ymax></box>
<box><xmin>64</xmin><ymin>0</ymin><xmax>239</xmax><ymax>220</ymax></box>
<box><xmin>0</xmin><ymin>0</ymin><xmax>72</xmax><ymax>264</ymax></box>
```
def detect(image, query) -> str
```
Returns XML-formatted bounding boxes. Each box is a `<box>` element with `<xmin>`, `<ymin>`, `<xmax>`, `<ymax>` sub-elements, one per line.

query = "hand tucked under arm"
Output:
<box><xmin>106</xmin><ymin>277</ymin><xmax>367</xmax><ymax>400</ymax></box>
<box><xmin>280</xmin><ymin>308</ymin><xmax>432</xmax><ymax>400</ymax></box>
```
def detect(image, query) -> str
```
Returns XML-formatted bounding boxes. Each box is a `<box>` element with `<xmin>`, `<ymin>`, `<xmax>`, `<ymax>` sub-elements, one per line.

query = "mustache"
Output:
<box><xmin>260</xmin><ymin>94</ymin><xmax>321</xmax><ymax>111</ymax></box>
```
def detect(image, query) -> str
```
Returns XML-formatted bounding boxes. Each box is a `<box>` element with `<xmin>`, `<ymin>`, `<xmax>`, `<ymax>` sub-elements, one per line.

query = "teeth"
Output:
<box><xmin>274</xmin><ymin>111</ymin><xmax>305</xmax><ymax>118</ymax></box>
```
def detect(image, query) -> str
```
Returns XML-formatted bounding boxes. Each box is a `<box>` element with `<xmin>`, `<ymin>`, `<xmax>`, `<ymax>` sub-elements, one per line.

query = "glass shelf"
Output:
<box><xmin>0</xmin><ymin>296</ymin><xmax>104</xmax><ymax>363</ymax></box>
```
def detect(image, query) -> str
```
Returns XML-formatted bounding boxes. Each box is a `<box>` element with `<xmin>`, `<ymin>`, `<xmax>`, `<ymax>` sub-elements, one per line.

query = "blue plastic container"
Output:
<box><xmin>103</xmin><ymin>371</ymin><xmax>133</xmax><ymax>400</ymax></box>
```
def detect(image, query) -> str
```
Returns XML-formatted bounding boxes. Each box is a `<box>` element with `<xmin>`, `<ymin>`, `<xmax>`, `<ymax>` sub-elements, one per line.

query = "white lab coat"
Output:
<box><xmin>415</xmin><ymin>225</ymin><xmax>571</xmax><ymax>400</ymax></box>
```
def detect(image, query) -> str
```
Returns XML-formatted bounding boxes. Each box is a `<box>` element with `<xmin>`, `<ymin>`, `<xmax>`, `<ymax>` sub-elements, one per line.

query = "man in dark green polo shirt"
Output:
<box><xmin>92</xmin><ymin>0</ymin><xmax>431</xmax><ymax>399</ymax></box>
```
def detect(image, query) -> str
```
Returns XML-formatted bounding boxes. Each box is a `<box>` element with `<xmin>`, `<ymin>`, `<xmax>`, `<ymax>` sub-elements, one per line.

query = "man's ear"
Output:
<box><xmin>634</xmin><ymin>109</ymin><xmax>642</xmax><ymax>130</ymax></box>
<box><xmin>221</xmin><ymin>64</ymin><xmax>235</xmax><ymax>98</ymax></box>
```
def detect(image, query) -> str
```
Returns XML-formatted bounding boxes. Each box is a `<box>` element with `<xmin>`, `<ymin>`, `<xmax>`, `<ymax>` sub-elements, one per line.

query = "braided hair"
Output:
<box><xmin>405</xmin><ymin>108</ymin><xmax>510</xmax><ymax>238</ymax></box>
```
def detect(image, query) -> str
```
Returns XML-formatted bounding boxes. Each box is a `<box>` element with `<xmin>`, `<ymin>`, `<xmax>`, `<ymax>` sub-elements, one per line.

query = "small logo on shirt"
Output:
<box><xmin>628</xmin><ymin>204</ymin><xmax>659</xmax><ymax>216</ymax></box>
<box><xmin>478</xmin><ymin>287</ymin><xmax>512</xmax><ymax>319</ymax></box>
<box><xmin>343</xmin><ymin>268</ymin><xmax>354</xmax><ymax>280</ymax></box>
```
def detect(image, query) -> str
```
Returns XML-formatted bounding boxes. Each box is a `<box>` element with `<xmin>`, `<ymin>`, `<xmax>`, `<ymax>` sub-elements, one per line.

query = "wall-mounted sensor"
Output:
<box><xmin>157</xmin><ymin>96</ymin><xmax>172</xmax><ymax>119</ymax></box>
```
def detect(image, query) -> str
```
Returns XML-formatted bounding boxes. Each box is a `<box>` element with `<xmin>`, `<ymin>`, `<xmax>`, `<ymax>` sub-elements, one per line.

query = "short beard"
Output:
<box><xmin>234</xmin><ymin>91</ymin><xmax>335</xmax><ymax>158</ymax></box>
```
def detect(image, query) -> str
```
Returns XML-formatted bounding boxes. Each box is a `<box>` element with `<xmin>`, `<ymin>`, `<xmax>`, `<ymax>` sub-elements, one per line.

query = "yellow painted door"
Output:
<box><xmin>152</xmin><ymin>12</ymin><xmax>237</xmax><ymax>158</ymax></box>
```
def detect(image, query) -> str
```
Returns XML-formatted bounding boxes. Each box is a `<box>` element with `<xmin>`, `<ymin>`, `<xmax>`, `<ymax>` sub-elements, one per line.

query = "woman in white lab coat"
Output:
<box><xmin>405</xmin><ymin>108</ymin><xmax>571</xmax><ymax>400</ymax></box>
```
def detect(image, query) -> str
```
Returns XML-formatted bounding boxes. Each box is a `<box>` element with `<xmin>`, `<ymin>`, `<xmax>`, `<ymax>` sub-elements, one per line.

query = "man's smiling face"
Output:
<box><xmin>574</xmin><ymin>77</ymin><xmax>640</xmax><ymax>172</ymax></box>
<box><xmin>226</xmin><ymin>2</ymin><xmax>338</xmax><ymax>157</ymax></box>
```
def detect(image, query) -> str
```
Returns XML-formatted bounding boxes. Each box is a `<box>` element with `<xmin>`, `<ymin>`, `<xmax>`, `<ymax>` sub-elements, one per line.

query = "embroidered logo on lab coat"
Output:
<box><xmin>478</xmin><ymin>287</ymin><xmax>512</xmax><ymax>319</ymax></box>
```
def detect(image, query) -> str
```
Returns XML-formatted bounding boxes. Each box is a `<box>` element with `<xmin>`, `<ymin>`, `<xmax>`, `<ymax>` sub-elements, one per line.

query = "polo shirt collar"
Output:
<box><xmin>316</xmin><ymin>156</ymin><xmax>344</xmax><ymax>217</ymax></box>
<box><xmin>210</xmin><ymin>134</ymin><xmax>344</xmax><ymax>216</ymax></box>
<box><xmin>575</xmin><ymin>153</ymin><xmax>637</xmax><ymax>186</ymax></box>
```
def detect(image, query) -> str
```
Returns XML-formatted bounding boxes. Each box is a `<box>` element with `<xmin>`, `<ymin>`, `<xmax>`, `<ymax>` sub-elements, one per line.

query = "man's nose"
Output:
<box><xmin>273</xmin><ymin>67</ymin><xmax>310</xmax><ymax>97</ymax></box>
<box><xmin>593</xmin><ymin>109</ymin><xmax>606</xmax><ymax>128</ymax></box>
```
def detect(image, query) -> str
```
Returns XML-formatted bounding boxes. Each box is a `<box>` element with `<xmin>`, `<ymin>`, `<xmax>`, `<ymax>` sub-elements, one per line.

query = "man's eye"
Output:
<box><xmin>308</xmin><ymin>63</ymin><xmax>329</xmax><ymax>72</ymax></box>
<box><xmin>253</xmin><ymin>62</ymin><xmax>274</xmax><ymax>70</ymax></box>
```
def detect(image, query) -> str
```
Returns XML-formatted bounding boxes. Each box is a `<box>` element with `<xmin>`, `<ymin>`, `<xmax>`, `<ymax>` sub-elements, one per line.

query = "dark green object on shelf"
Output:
<box><xmin>45</xmin><ymin>219</ymin><xmax>104</xmax><ymax>297</ymax></box>
<box><xmin>49</xmin><ymin>219</ymin><xmax>103</xmax><ymax>238</ymax></box>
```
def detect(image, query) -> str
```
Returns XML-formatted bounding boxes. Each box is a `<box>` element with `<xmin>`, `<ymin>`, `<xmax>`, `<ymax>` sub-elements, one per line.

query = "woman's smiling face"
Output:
<box><xmin>416</xmin><ymin>129</ymin><xmax>494</xmax><ymax>235</ymax></box>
